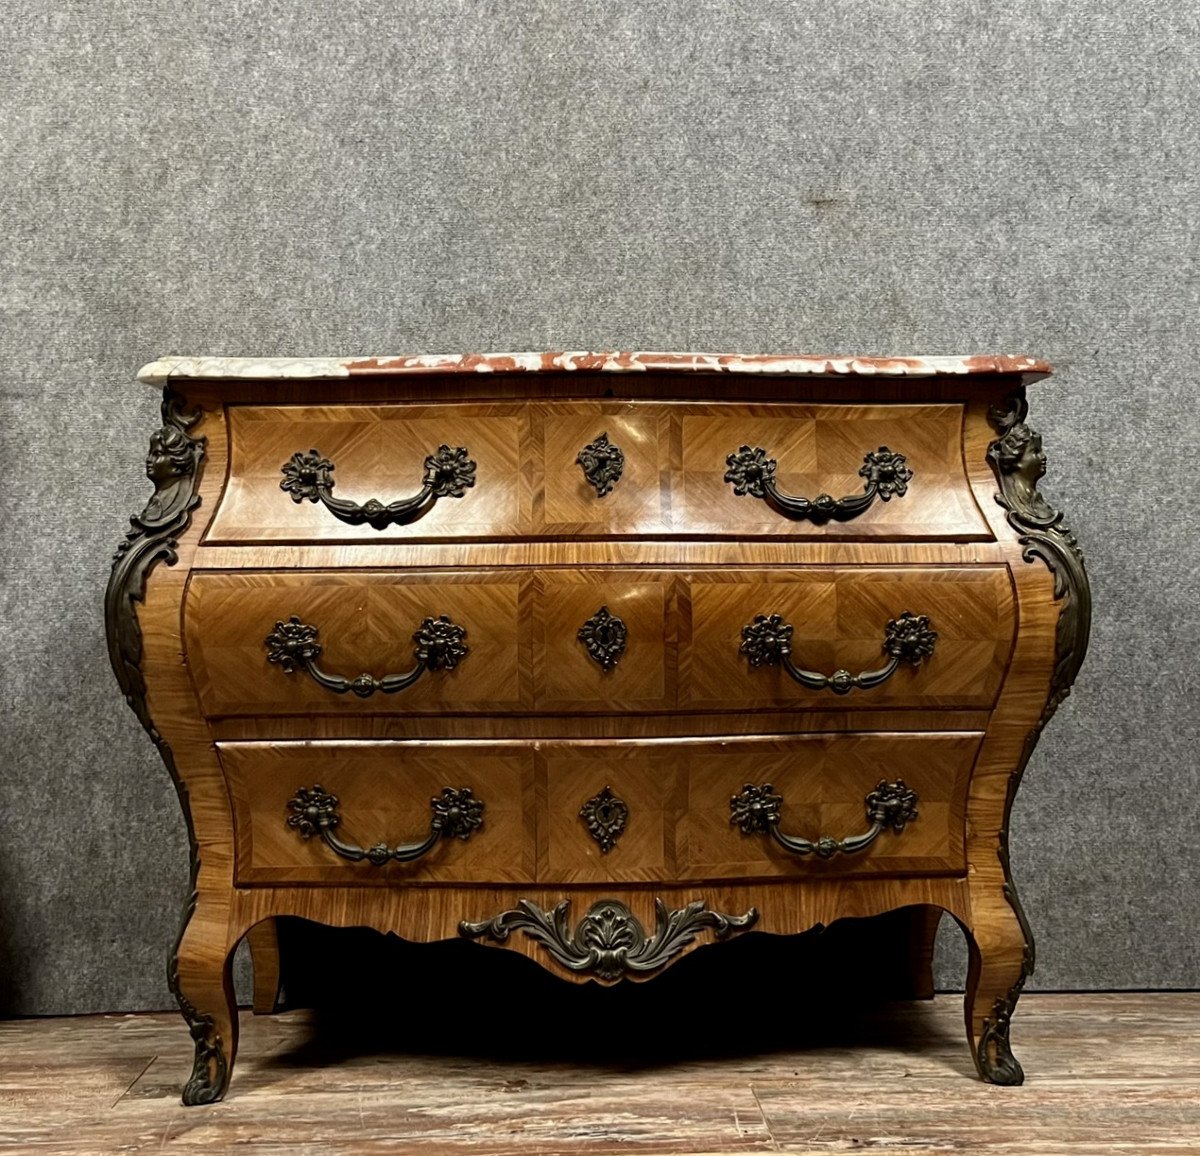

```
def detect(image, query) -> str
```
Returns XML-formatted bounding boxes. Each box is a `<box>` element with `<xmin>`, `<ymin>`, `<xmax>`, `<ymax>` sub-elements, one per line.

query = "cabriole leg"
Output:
<box><xmin>957</xmin><ymin>886</ymin><xmax>1033</xmax><ymax>1085</ymax></box>
<box><xmin>170</xmin><ymin>895</ymin><xmax>239</xmax><ymax>1105</ymax></box>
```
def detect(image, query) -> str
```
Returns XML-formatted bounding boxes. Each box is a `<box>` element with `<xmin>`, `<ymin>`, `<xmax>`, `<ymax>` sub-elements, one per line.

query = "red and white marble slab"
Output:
<box><xmin>138</xmin><ymin>351</ymin><xmax>1051</xmax><ymax>385</ymax></box>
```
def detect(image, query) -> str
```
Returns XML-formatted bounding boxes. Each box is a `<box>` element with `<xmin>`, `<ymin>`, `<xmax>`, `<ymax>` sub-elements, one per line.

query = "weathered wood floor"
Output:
<box><xmin>0</xmin><ymin>994</ymin><xmax>1196</xmax><ymax>1154</ymax></box>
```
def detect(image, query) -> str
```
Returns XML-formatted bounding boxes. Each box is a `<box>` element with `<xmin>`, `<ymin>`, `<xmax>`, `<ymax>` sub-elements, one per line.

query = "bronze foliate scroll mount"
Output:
<box><xmin>460</xmin><ymin>898</ymin><xmax>758</xmax><ymax>982</ymax></box>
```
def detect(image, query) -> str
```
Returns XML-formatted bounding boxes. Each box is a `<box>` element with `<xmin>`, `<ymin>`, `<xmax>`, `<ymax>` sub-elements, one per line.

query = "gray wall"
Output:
<box><xmin>2</xmin><ymin>2</ymin><xmax>1197</xmax><ymax>1016</ymax></box>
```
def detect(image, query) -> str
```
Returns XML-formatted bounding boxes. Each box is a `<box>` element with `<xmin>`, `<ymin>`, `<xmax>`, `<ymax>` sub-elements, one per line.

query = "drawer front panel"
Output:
<box><xmin>220</xmin><ymin>733</ymin><xmax>975</xmax><ymax>887</ymax></box>
<box><xmin>539</xmin><ymin>745</ymin><xmax>679</xmax><ymax>885</ymax></box>
<box><xmin>208</xmin><ymin>401</ymin><xmax>990</xmax><ymax>542</ymax></box>
<box><xmin>186</xmin><ymin>571</ymin><xmax>525</xmax><ymax>716</ymax></box>
<box><xmin>537</xmin><ymin>733</ymin><xmax>977</xmax><ymax>883</ymax></box>
<box><xmin>185</xmin><ymin>567</ymin><xmax>1013</xmax><ymax>718</ymax></box>
<box><xmin>533</xmin><ymin>572</ymin><xmax>675</xmax><ymax>712</ymax></box>
<box><xmin>220</xmin><ymin>742</ymin><xmax>535</xmax><ymax>885</ymax></box>
<box><xmin>538</xmin><ymin>408</ymin><xmax>669</xmax><ymax>533</ymax></box>
<box><xmin>674</xmin><ymin>732</ymin><xmax>975</xmax><ymax>880</ymax></box>
<box><xmin>676</xmin><ymin>403</ymin><xmax>983</xmax><ymax>538</ymax></box>
<box><xmin>210</xmin><ymin>404</ymin><xmax>525</xmax><ymax>542</ymax></box>
<box><xmin>684</xmin><ymin>567</ymin><xmax>1014</xmax><ymax>711</ymax></box>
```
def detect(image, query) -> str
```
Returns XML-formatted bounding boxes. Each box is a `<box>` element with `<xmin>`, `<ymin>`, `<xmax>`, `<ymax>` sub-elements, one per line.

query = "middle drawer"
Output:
<box><xmin>185</xmin><ymin>566</ymin><xmax>1015</xmax><ymax>717</ymax></box>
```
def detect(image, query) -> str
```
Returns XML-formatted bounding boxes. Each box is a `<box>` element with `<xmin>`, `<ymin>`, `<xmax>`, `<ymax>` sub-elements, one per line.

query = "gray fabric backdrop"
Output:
<box><xmin>1</xmin><ymin>1</ymin><xmax>1197</xmax><ymax>1015</ymax></box>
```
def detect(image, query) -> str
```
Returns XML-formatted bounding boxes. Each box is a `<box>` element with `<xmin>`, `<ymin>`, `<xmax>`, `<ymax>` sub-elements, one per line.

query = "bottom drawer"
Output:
<box><xmin>219</xmin><ymin>742</ymin><xmax>536</xmax><ymax>885</ymax></box>
<box><xmin>542</xmin><ymin>733</ymin><xmax>979</xmax><ymax>882</ymax></box>
<box><xmin>218</xmin><ymin>732</ymin><xmax>979</xmax><ymax>887</ymax></box>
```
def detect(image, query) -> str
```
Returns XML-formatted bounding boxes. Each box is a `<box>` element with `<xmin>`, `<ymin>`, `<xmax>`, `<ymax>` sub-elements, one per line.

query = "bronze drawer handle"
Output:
<box><xmin>724</xmin><ymin>445</ymin><xmax>912</xmax><ymax>521</ymax></box>
<box><xmin>280</xmin><ymin>444</ymin><xmax>476</xmax><ymax>529</ymax></box>
<box><xmin>731</xmin><ymin>780</ymin><xmax>918</xmax><ymax>858</ymax></box>
<box><xmin>740</xmin><ymin>610</ymin><xmax>936</xmax><ymax>694</ymax></box>
<box><xmin>265</xmin><ymin>614</ymin><xmax>468</xmax><ymax>698</ymax></box>
<box><xmin>287</xmin><ymin>784</ymin><xmax>484</xmax><ymax>865</ymax></box>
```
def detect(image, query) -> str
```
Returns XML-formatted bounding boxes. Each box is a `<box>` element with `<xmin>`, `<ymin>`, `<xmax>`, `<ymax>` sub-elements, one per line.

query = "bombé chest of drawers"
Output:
<box><xmin>105</xmin><ymin>351</ymin><xmax>1090</xmax><ymax>1103</ymax></box>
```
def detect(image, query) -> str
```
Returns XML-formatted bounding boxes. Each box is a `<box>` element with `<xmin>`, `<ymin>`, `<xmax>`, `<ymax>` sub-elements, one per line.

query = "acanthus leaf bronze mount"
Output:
<box><xmin>460</xmin><ymin>897</ymin><xmax>758</xmax><ymax>982</ymax></box>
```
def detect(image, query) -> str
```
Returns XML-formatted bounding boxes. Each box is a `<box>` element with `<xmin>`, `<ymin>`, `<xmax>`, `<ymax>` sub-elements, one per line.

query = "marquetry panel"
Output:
<box><xmin>677</xmin><ymin>732</ymin><xmax>978</xmax><ymax>879</ymax></box>
<box><xmin>676</xmin><ymin>403</ymin><xmax>990</xmax><ymax>539</ymax></box>
<box><xmin>209</xmin><ymin>399</ymin><xmax>991</xmax><ymax>544</ymax></box>
<box><xmin>207</xmin><ymin>404</ymin><xmax>524</xmax><ymax>542</ymax></box>
<box><xmin>532</xmin><ymin>571</ymin><xmax>674</xmax><ymax>711</ymax></box>
<box><xmin>528</xmin><ymin>733</ymin><xmax>976</xmax><ymax>885</ymax></box>
<box><xmin>537</xmin><ymin>746</ymin><xmax>677</xmax><ymax>884</ymax></box>
<box><xmin>219</xmin><ymin>741</ymin><xmax>536</xmax><ymax>885</ymax></box>
<box><xmin>684</xmin><ymin>567</ymin><xmax>1015</xmax><ymax>711</ymax></box>
<box><xmin>185</xmin><ymin>565</ymin><xmax>1013</xmax><ymax>718</ymax></box>
<box><xmin>185</xmin><ymin>571</ymin><xmax>527</xmax><ymax>716</ymax></box>
<box><xmin>536</xmin><ymin>406</ymin><xmax>670</xmax><ymax>534</ymax></box>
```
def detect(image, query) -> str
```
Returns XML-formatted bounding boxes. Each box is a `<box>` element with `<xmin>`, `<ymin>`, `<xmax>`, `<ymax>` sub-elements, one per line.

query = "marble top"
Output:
<box><xmin>138</xmin><ymin>351</ymin><xmax>1051</xmax><ymax>385</ymax></box>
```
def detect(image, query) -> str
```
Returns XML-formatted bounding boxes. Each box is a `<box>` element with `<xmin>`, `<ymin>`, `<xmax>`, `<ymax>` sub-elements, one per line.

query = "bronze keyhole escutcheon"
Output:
<box><xmin>579</xmin><ymin>785</ymin><xmax>629</xmax><ymax>853</ymax></box>
<box><xmin>576</xmin><ymin>432</ymin><xmax>625</xmax><ymax>497</ymax></box>
<box><xmin>577</xmin><ymin>605</ymin><xmax>628</xmax><ymax>671</ymax></box>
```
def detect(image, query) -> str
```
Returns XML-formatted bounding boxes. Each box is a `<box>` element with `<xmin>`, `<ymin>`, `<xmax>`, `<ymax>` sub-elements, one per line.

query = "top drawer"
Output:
<box><xmin>205</xmin><ymin>400</ymin><xmax>992</xmax><ymax>544</ymax></box>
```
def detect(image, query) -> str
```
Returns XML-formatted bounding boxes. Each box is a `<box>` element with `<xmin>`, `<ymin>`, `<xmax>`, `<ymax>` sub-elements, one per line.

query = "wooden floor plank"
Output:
<box><xmin>0</xmin><ymin>995</ymin><xmax>1197</xmax><ymax>1154</ymax></box>
<box><xmin>755</xmin><ymin>1080</ymin><xmax>1200</xmax><ymax>1151</ymax></box>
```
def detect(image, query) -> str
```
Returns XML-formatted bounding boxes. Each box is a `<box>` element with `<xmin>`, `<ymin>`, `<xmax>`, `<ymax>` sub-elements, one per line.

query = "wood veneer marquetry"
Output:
<box><xmin>244</xmin><ymin>919</ymin><xmax>282</xmax><ymax>1015</ymax></box>
<box><xmin>532</xmin><ymin>571</ymin><xmax>675</xmax><ymax>711</ymax></box>
<box><xmin>183</xmin><ymin>564</ymin><xmax>1011</xmax><ymax>719</ymax></box>
<box><xmin>676</xmin><ymin>403</ymin><xmax>989</xmax><ymax>539</ymax></box>
<box><xmin>537</xmin><ymin>745</ymin><xmax>678</xmax><ymax>885</ymax></box>
<box><xmin>684</xmin><ymin>566</ymin><xmax>1015</xmax><ymax>712</ymax></box>
<box><xmin>107</xmin><ymin>355</ymin><xmax>1087</xmax><ymax>1103</ymax></box>
<box><xmin>676</xmin><ymin>731</ymin><xmax>976</xmax><ymax>880</ymax></box>
<box><xmin>219</xmin><ymin>742</ymin><xmax>535</xmax><ymax>886</ymax></box>
<box><xmin>194</xmin><ymin>539</ymin><xmax>1012</xmax><ymax>570</ymax></box>
<box><xmin>207</xmin><ymin>399</ymin><xmax>992</xmax><ymax>543</ymax></box>
<box><xmin>533</xmin><ymin>733</ymin><xmax>976</xmax><ymax>883</ymax></box>
<box><xmin>219</xmin><ymin>733</ymin><xmax>973</xmax><ymax>886</ymax></box>
<box><xmin>538</xmin><ymin>406</ymin><xmax>671</xmax><ymax>531</ymax></box>
<box><xmin>225</xmin><ymin>877</ymin><xmax>975</xmax><ymax>971</ymax></box>
<box><xmin>955</xmin><ymin>393</ymin><xmax>1068</xmax><ymax>1085</ymax></box>
<box><xmin>184</xmin><ymin>570</ymin><xmax>528</xmax><ymax>716</ymax></box>
<box><xmin>209</xmin><ymin>404</ymin><xmax>524</xmax><ymax>542</ymax></box>
<box><xmin>205</xmin><ymin>708</ymin><xmax>996</xmax><ymax>742</ymax></box>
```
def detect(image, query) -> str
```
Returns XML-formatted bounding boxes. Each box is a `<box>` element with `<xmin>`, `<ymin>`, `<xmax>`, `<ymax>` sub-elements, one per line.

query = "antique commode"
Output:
<box><xmin>105</xmin><ymin>351</ymin><xmax>1089</xmax><ymax>1103</ymax></box>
